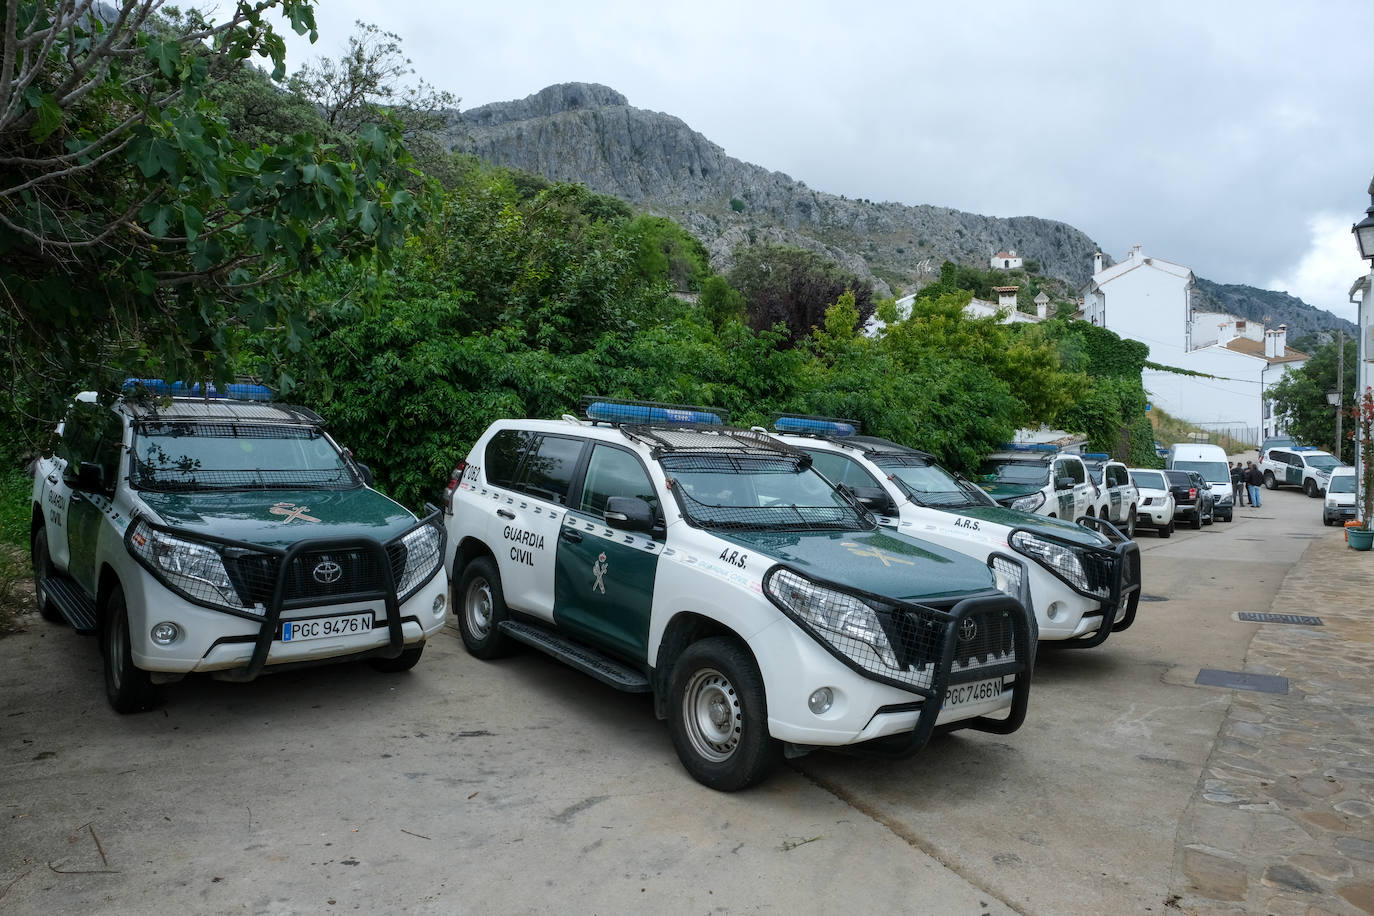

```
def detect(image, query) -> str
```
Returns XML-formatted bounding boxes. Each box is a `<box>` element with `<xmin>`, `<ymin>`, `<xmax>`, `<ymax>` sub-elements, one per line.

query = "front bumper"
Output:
<box><xmin>1010</xmin><ymin>517</ymin><xmax>1142</xmax><ymax>647</ymax></box>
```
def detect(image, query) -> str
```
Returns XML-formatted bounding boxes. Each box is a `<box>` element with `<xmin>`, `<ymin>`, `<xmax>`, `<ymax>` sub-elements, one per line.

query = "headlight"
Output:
<box><xmin>392</xmin><ymin>519</ymin><xmax>444</xmax><ymax>601</ymax></box>
<box><xmin>989</xmin><ymin>555</ymin><xmax>1023</xmax><ymax>599</ymax></box>
<box><xmin>128</xmin><ymin>518</ymin><xmax>246</xmax><ymax>610</ymax></box>
<box><xmin>1010</xmin><ymin>531</ymin><xmax>1095</xmax><ymax>595</ymax></box>
<box><xmin>765</xmin><ymin>568</ymin><xmax>899</xmax><ymax>669</ymax></box>
<box><xmin>1009</xmin><ymin>491</ymin><xmax>1045</xmax><ymax>513</ymax></box>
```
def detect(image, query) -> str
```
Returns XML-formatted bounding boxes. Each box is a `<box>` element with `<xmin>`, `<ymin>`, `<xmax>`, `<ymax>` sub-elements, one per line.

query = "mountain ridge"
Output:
<box><xmin>446</xmin><ymin>82</ymin><xmax>1355</xmax><ymax>340</ymax></box>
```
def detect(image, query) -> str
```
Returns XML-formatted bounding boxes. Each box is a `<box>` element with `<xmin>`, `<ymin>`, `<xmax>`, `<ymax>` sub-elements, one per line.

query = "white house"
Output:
<box><xmin>1080</xmin><ymin>245</ymin><xmax>1308</xmax><ymax>443</ymax></box>
<box><xmin>990</xmin><ymin>250</ymin><xmax>1024</xmax><ymax>270</ymax></box>
<box><xmin>865</xmin><ymin>290</ymin><xmax>1045</xmax><ymax>336</ymax></box>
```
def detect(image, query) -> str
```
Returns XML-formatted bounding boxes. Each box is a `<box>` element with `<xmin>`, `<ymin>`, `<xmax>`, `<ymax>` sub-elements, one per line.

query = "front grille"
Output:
<box><xmin>225</xmin><ymin>548</ymin><xmax>390</xmax><ymax>606</ymax></box>
<box><xmin>887</xmin><ymin>602</ymin><xmax>1017</xmax><ymax>678</ymax></box>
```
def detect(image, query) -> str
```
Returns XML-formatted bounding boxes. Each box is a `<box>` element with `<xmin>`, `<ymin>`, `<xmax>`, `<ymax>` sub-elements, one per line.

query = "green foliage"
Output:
<box><xmin>2</xmin><ymin>1</ymin><xmax>424</xmax><ymax>442</ymax></box>
<box><xmin>1267</xmin><ymin>337</ymin><xmax>1359</xmax><ymax>462</ymax></box>
<box><xmin>729</xmin><ymin>197</ymin><xmax>746</xmax><ymax>212</ymax></box>
<box><xmin>620</xmin><ymin>215</ymin><xmax>709</xmax><ymax>291</ymax></box>
<box><xmin>727</xmin><ymin>244</ymin><xmax>874</xmax><ymax>346</ymax></box>
<box><xmin>698</xmin><ymin>275</ymin><xmax>746</xmax><ymax>328</ymax></box>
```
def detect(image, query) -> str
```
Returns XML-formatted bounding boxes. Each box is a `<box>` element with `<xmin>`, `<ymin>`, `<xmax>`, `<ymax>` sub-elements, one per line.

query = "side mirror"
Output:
<box><xmin>604</xmin><ymin>496</ymin><xmax>655</xmax><ymax>533</ymax></box>
<box><xmin>74</xmin><ymin>461</ymin><xmax>106</xmax><ymax>492</ymax></box>
<box><xmin>355</xmin><ymin>463</ymin><xmax>374</xmax><ymax>486</ymax></box>
<box><xmin>847</xmin><ymin>485</ymin><xmax>894</xmax><ymax>514</ymax></box>
<box><xmin>1055</xmin><ymin>475</ymin><xmax>1075</xmax><ymax>491</ymax></box>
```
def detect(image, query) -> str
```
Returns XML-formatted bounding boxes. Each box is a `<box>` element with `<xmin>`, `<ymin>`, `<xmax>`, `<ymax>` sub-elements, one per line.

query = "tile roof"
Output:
<box><xmin>1222</xmin><ymin>337</ymin><xmax>1309</xmax><ymax>364</ymax></box>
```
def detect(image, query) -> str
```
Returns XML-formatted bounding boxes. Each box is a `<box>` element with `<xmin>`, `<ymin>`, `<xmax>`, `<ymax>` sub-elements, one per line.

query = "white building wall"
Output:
<box><xmin>1142</xmin><ymin>346</ymin><xmax>1267</xmax><ymax>431</ymax></box>
<box><xmin>1098</xmin><ymin>262</ymin><xmax>1191</xmax><ymax>354</ymax></box>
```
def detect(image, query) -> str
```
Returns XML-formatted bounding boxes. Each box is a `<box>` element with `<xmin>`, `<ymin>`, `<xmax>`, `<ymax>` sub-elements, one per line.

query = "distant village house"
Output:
<box><xmin>991</xmin><ymin>249</ymin><xmax>1023</xmax><ymax>270</ymax></box>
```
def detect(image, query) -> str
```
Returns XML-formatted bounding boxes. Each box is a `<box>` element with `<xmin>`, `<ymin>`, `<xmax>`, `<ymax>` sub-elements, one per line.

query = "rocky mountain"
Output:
<box><xmin>1192</xmin><ymin>278</ymin><xmax>1353</xmax><ymax>344</ymax></box>
<box><xmin>447</xmin><ymin>82</ymin><xmax>1355</xmax><ymax>338</ymax></box>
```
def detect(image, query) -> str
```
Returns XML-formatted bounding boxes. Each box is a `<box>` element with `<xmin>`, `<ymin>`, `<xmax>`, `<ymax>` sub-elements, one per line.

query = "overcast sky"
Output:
<box><xmin>279</xmin><ymin>1</ymin><xmax>1374</xmax><ymax>322</ymax></box>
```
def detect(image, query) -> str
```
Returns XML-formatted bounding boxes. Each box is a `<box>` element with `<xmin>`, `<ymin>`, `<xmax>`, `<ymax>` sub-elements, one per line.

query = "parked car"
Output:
<box><xmin>1081</xmin><ymin>453</ymin><xmax>1140</xmax><ymax>535</ymax></box>
<box><xmin>30</xmin><ymin>381</ymin><xmax>448</xmax><ymax>713</ymax></box>
<box><xmin>1127</xmin><ymin>469</ymin><xmax>1175</xmax><ymax>537</ymax></box>
<box><xmin>1163</xmin><ymin>469</ymin><xmax>1211</xmax><ymax>530</ymax></box>
<box><xmin>1260</xmin><ymin>446</ymin><xmax>1343</xmax><ymax>497</ymax></box>
<box><xmin>443</xmin><ymin>400</ymin><xmax>1035</xmax><ymax>791</ymax></box>
<box><xmin>1323</xmin><ymin>467</ymin><xmax>1358</xmax><ymax>526</ymax></box>
<box><xmin>773</xmin><ymin>418</ymin><xmax>1141</xmax><ymax>648</ymax></box>
<box><xmin>1166</xmin><ymin>443</ymin><xmax>1233</xmax><ymax>522</ymax></box>
<box><xmin>976</xmin><ymin>445</ymin><xmax>1100</xmax><ymax>520</ymax></box>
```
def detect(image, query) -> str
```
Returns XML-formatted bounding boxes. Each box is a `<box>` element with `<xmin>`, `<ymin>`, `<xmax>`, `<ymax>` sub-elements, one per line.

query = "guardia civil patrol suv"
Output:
<box><xmin>443</xmin><ymin>400</ymin><xmax>1034</xmax><ymax>791</ymax></box>
<box><xmin>976</xmin><ymin>444</ymin><xmax>1102</xmax><ymax>521</ymax></box>
<box><xmin>29</xmin><ymin>381</ymin><xmax>448</xmax><ymax>713</ymax></box>
<box><xmin>773</xmin><ymin>417</ymin><xmax>1141</xmax><ymax>648</ymax></box>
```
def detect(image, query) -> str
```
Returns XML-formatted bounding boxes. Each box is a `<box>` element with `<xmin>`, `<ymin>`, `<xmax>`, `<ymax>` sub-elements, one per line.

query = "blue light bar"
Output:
<box><xmin>585</xmin><ymin>401</ymin><xmax>723</xmax><ymax>426</ymax></box>
<box><xmin>1002</xmin><ymin>442</ymin><xmax>1057</xmax><ymax>452</ymax></box>
<box><xmin>773</xmin><ymin>416</ymin><xmax>857</xmax><ymax>437</ymax></box>
<box><xmin>1291</xmin><ymin>445</ymin><xmax>1320</xmax><ymax>452</ymax></box>
<box><xmin>1082</xmin><ymin>452</ymin><xmax>1110</xmax><ymax>460</ymax></box>
<box><xmin>123</xmin><ymin>379</ymin><xmax>274</xmax><ymax>402</ymax></box>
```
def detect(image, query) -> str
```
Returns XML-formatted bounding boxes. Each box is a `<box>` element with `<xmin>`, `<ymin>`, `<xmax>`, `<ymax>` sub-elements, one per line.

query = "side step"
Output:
<box><xmin>498</xmin><ymin>620</ymin><xmax>651</xmax><ymax>693</ymax></box>
<box><xmin>41</xmin><ymin>576</ymin><xmax>98</xmax><ymax>634</ymax></box>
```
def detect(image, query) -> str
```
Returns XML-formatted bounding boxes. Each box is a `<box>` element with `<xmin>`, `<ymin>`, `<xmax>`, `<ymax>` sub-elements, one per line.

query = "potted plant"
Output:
<box><xmin>1350</xmin><ymin>387</ymin><xmax>1374</xmax><ymax>551</ymax></box>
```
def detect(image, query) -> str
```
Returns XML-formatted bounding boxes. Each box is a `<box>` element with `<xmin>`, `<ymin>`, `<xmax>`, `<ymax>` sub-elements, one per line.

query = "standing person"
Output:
<box><xmin>1231</xmin><ymin>462</ymin><xmax>1246</xmax><ymax>506</ymax></box>
<box><xmin>1245</xmin><ymin>461</ymin><xmax>1263</xmax><ymax>508</ymax></box>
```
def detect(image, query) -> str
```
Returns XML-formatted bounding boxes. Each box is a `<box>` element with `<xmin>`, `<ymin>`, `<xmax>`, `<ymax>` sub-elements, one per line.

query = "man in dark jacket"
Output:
<box><xmin>1245</xmin><ymin>462</ymin><xmax>1263</xmax><ymax>508</ymax></box>
<box><xmin>1231</xmin><ymin>462</ymin><xmax>1247</xmax><ymax>506</ymax></box>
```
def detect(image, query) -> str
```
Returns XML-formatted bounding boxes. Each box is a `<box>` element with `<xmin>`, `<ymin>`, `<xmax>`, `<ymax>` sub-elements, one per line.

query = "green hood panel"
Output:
<box><xmin>978</xmin><ymin>482</ymin><xmax>1041</xmax><ymax>500</ymax></box>
<box><xmin>718</xmin><ymin>528</ymin><xmax>995</xmax><ymax>603</ymax></box>
<box><xmin>138</xmin><ymin>487</ymin><xmax>417</xmax><ymax>549</ymax></box>
<box><xmin>947</xmin><ymin>506</ymin><xmax>1109</xmax><ymax>547</ymax></box>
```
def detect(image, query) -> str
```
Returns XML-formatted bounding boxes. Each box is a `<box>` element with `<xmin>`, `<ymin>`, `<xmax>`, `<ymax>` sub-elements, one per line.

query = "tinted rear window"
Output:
<box><xmin>1132</xmin><ymin>471</ymin><xmax>1165</xmax><ymax>489</ymax></box>
<box><xmin>485</xmin><ymin>429</ymin><xmax>535</xmax><ymax>488</ymax></box>
<box><xmin>516</xmin><ymin>435</ymin><xmax>584</xmax><ymax>504</ymax></box>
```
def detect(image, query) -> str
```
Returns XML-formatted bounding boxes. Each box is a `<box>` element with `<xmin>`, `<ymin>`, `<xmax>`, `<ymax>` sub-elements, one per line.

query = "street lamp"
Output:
<box><xmin>1328</xmin><ymin>387</ymin><xmax>1343</xmax><ymax>457</ymax></box>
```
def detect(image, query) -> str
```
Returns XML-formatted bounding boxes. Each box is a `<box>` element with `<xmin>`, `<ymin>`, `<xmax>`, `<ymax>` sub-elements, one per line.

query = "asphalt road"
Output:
<box><xmin>0</xmin><ymin>485</ymin><xmax>1328</xmax><ymax>915</ymax></box>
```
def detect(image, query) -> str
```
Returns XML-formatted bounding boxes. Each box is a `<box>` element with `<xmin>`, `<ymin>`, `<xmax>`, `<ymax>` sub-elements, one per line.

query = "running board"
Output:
<box><xmin>41</xmin><ymin>576</ymin><xmax>98</xmax><ymax>634</ymax></box>
<box><xmin>499</xmin><ymin>620</ymin><xmax>651</xmax><ymax>693</ymax></box>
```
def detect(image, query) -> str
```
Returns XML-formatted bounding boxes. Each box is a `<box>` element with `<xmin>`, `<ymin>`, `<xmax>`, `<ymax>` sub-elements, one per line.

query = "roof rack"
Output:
<box><xmin>621</xmin><ymin>424</ymin><xmax>809</xmax><ymax>462</ymax></box>
<box><xmin>120</xmin><ymin>379</ymin><xmax>323</xmax><ymax>425</ymax></box>
<box><xmin>581</xmin><ymin>396</ymin><xmax>727</xmax><ymax>427</ymax></box>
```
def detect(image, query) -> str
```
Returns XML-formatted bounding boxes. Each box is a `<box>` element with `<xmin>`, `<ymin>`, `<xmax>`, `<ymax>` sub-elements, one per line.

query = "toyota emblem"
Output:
<box><xmin>958</xmin><ymin>618</ymin><xmax>978</xmax><ymax>642</ymax></box>
<box><xmin>313</xmin><ymin>560</ymin><xmax>343</xmax><ymax>585</ymax></box>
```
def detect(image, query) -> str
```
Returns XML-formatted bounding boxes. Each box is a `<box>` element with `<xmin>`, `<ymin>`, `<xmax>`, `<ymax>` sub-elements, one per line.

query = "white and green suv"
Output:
<box><xmin>773</xmin><ymin>418</ymin><xmax>1141</xmax><ymax>648</ymax></box>
<box><xmin>443</xmin><ymin>400</ymin><xmax>1034</xmax><ymax>791</ymax></box>
<box><xmin>29</xmin><ymin>382</ymin><xmax>448</xmax><ymax>713</ymax></box>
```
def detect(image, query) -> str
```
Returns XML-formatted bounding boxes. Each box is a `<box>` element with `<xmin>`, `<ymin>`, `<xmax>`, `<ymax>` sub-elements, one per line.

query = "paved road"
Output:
<box><xmin>1</xmin><ymin>485</ymin><xmax>1368</xmax><ymax>914</ymax></box>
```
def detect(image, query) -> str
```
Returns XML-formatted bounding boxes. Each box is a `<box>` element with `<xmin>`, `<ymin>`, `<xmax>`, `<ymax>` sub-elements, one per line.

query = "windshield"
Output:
<box><xmin>1172</xmin><ymin>460</ymin><xmax>1230</xmax><ymax>484</ymax></box>
<box><xmin>1308</xmin><ymin>455</ymin><xmax>1341</xmax><ymax>471</ymax></box>
<box><xmin>1329</xmin><ymin>474</ymin><xmax>1356</xmax><ymax>493</ymax></box>
<box><xmin>132</xmin><ymin>421</ymin><xmax>357</xmax><ymax>491</ymax></box>
<box><xmin>1132</xmin><ymin>471</ymin><xmax>1165</xmax><ymax>490</ymax></box>
<box><xmin>662</xmin><ymin>454</ymin><xmax>872</xmax><ymax>531</ymax></box>
<box><xmin>977</xmin><ymin>459</ymin><xmax>1049</xmax><ymax>487</ymax></box>
<box><xmin>879</xmin><ymin>460</ymin><xmax>997</xmax><ymax>509</ymax></box>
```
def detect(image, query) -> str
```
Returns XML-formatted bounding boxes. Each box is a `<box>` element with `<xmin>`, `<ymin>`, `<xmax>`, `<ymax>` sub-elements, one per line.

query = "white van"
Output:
<box><xmin>1166</xmin><ymin>443</ymin><xmax>1234</xmax><ymax>523</ymax></box>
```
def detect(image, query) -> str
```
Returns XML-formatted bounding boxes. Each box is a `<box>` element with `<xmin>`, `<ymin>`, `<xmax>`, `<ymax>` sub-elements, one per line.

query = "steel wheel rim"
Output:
<box><xmin>464</xmin><ymin>579</ymin><xmax>494</xmax><ymax>638</ymax></box>
<box><xmin>682</xmin><ymin>667</ymin><xmax>741</xmax><ymax>763</ymax></box>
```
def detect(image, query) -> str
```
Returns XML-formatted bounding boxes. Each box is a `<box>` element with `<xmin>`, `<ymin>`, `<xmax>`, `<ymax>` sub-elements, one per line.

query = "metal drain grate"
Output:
<box><xmin>1238</xmin><ymin>612</ymin><xmax>1323</xmax><ymax>626</ymax></box>
<box><xmin>1196</xmin><ymin>669</ymin><xmax>1289</xmax><ymax>694</ymax></box>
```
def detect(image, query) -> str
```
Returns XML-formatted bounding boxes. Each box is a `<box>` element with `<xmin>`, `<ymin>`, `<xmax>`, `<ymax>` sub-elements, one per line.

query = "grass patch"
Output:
<box><xmin>0</xmin><ymin>464</ymin><xmax>33</xmax><ymax>636</ymax></box>
<box><xmin>1148</xmin><ymin>406</ymin><xmax>1252</xmax><ymax>456</ymax></box>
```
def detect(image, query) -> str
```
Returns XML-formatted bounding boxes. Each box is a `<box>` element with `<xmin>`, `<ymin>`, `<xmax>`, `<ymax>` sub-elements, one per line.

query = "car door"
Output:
<box><xmin>1283</xmin><ymin>452</ymin><xmax>1302</xmax><ymax>487</ymax></box>
<box><xmin>553</xmin><ymin>443</ymin><xmax>661</xmax><ymax>662</ymax></box>
<box><xmin>483</xmin><ymin>429</ymin><xmax>587</xmax><ymax>619</ymax></box>
<box><xmin>46</xmin><ymin>400</ymin><xmax>120</xmax><ymax>591</ymax></box>
<box><xmin>1108</xmin><ymin>465</ymin><xmax>1129</xmax><ymax>521</ymax></box>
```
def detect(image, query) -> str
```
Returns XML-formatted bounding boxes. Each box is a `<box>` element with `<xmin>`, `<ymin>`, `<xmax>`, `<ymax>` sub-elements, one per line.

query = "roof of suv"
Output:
<box><xmin>124</xmin><ymin>398</ymin><xmax>325</xmax><ymax>425</ymax></box>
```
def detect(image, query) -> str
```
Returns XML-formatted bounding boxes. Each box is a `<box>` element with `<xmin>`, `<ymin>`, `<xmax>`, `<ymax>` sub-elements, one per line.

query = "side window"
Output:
<box><xmin>1057</xmin><ymin>459</ymin><xmax>1085</xmax><ymax>485</ymax></box>
<box><xmin>515</xmin><ymin>435</ymin><xmax>584</xmax><ymax>505</ymax></box>
<box><xmin>807</xmin><ymin>451</ymin><xmax>880</xmax><ymax>490</ymax></box>
<box><xmin>578</xmin><ymin>445</ymin><xmax>658</xmax><ymax>517</ymax></box>
<box><xmin>485</xmin><ymin>429</ymin><xmax>535</xmax><ymax>488</ymax></box>
<box><xmin>58</xmin><ymin>401</ymin><xmax>123</xmax><ymax>486</ymax></box>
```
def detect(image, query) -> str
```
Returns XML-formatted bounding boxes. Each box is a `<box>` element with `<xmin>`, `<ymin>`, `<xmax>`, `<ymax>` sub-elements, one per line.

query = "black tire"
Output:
<box><xmin>30</xmin><ymin>527</ymin><xmax>64</xmax><ymax>624</ymax></box>
<box><xmin>370</xmin><ymin>643</ymin><xmax>424</xmax><ymax>672</ymax></box>
<box><xmin>1159</xmin><ymin>521</ymin><xmax>1172</xmax><ymax>538</ymax></box>
<box><xmin>1304</xmin><ymin>479</ymin><xmax>1318</xmax><ymax>498</ymax></box>
<box><xmin>1203</xmin><ymin>505</ymin><xmax>1214</xmax><ymax>526</ymax></box>
<box><xmin>456</xmin><ymin>556</ymin><xmax>512</xmax><ymax>659</ymax></box>
<box><xmin>103</xmin><ymin>585</ymin><xmax>158</xmax><ymax>714</ymax></box>
<box><xmin>667</xmin><ymin>637</ymin><xmax>780</xmax><ymax>792</ymax></box>
<box><xmin>1264</xmin><ymin>470</ymin><xmax>1277</xmax><ymax>490</ymax></box>
<box><xmin>1191</xmin><ymin>502</ymin><xmax>1203</xmax><ymax>529</ymax></box>
<box><xmin>1124</xmin><ymin>508</ymin><xmax>1137</xmax><ymax>538</ymax></box>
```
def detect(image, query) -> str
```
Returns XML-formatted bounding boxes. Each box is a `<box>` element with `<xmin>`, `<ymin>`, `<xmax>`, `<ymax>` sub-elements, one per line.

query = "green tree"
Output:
<box><xmin>620</xmin><ymin>215</ymin><xmax>709</xmax><ymax>291</ymax></box>
<box><xmin>1267</xmin><ymin>337</ymin><xmax>1359</xmax><ymax>462</ymax></box>
<box><xmin>1</xmin><ymin>1</ymin><xmax>422</xmax><ymax>438</ymax></box>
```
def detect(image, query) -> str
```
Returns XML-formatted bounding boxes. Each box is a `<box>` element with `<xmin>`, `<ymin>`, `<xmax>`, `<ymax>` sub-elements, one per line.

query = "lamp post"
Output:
<box><xmin>1351</xmin><ymin>177</ymin><xmax>1374</xmax><ymax>525</ymax></box>
<box><xmin>1328</xmin><ymin>385</ymin><xmax>1343</xmax><ymax>457</ymax></box>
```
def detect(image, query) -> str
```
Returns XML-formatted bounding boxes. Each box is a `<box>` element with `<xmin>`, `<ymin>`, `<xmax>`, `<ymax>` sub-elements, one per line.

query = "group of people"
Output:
<box><xmin>1230</xmin><ymin>461</ymin><xmax>1264</xmax><ymax>508</ymax></box>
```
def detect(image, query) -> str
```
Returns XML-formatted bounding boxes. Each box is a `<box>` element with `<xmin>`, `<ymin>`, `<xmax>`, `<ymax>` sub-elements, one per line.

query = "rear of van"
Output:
<box><xmin>1167</xmin><ymin>443</ymin><xmax>1234</xmax><ymax>522</ymax></box>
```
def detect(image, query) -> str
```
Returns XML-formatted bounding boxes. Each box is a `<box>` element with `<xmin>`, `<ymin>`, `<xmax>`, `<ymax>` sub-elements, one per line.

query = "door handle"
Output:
<box><xmin>496</xmin><ymin>508</ymin><xmax>515</xmax><ymax>520</ymax></box>
<box><xmin>46</xmin><ymin>473</ymin><xmax>59</xmax><ymax>486</ymax></box>
<box><xmin>560</xmin><ymin>528</ymin><xmax>583</xmax><ymax>544</ymax></box>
